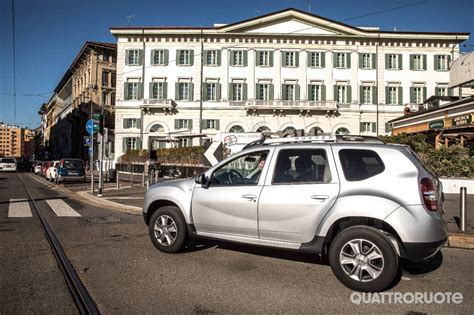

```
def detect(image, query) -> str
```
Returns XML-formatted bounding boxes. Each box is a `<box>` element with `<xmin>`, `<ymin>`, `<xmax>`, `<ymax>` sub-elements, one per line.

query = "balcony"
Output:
<box><xmin>140</xmin><ymin>99</ymin><xmax>177</xmax><ymax>115</ymax></box>
<box><xmin>239</xmin><ymin>100</ymin><xmax>338</xmax><ymax>116</ymax></box>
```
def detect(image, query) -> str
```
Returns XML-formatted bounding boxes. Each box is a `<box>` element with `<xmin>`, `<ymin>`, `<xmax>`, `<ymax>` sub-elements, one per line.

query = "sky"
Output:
<box><xmin>0</xmin><ymin>0</ymin><xmax>473</xmax><ymax>129</ymax></box>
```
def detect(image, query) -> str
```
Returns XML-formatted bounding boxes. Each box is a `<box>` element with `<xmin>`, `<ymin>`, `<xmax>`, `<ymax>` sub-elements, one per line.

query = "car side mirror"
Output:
<box><xmin>198</xmin><ymin>173</ymin><xmax>210</xmax><ymax>189</ymax></box>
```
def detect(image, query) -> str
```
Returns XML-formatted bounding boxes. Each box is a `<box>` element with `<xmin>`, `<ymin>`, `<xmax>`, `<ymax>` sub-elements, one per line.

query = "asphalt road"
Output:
<box><xmin>1</xmin><ymin>172</ymin><xmax>473</xmax><ymax>314</ymax></box>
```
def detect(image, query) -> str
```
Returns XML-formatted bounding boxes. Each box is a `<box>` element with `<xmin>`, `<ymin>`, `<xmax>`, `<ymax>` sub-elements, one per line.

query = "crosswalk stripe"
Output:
<box><xmin>46</xmin><ymin>199</ymin><xmax>81</xmax><ymax>217</ymax></box>
<box><xmin>8</xmin><ymin>199</ymin><xmax>32</xmax><ymax>217</ymax></box>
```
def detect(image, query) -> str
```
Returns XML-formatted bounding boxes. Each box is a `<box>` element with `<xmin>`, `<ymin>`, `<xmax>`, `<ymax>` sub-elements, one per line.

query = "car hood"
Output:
<box><xmin>149</xmin><ymin>177</ymin><xmax>195</xmax><ymax>192</ymax></box>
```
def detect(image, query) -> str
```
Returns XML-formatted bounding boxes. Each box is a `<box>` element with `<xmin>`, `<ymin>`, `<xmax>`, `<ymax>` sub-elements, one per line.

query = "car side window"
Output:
<box><xmin>273</xmin><ymin>149</ymin><xmax>331</xmax><ymax>185</ymax></box>
<box><xmin>339</xmin><ymin>149</ymin><xmax>385</xmax><ymax>181</ymax></box>
<box><xmin>211</xmin><ymin>151</ymin><xmax>268</xmax><ymax>186</ymax></box>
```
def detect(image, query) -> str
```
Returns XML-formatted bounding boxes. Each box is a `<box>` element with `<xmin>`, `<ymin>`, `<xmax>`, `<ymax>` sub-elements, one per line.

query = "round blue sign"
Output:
<box><xmin>86</xmin><ymin>119</ymin><xmax>95</xmax><ymax>134</ymax></box>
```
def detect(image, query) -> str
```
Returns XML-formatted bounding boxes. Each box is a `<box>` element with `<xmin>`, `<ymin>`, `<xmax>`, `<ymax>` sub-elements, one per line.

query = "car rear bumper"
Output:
<box><xmin>402</xmin><ymin>238</ymin><xmax>447</xmax><ymax>261</ymax></box>
<box><xmin>58</xmin><ymin>175</ymin><xmax>85</xmax><ymax>182</ymax></box>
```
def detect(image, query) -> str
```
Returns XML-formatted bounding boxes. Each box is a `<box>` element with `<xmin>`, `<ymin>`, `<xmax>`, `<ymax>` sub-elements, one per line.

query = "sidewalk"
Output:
<box><xmin>63</xmin><ymin>182</ymin><xmax>474</xmax><ymax>249</ymax></box>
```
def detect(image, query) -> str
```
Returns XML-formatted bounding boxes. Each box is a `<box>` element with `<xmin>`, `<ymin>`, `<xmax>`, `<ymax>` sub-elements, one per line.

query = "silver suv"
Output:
<box><xmin>143</xmin><ymin>136</ymin><xmax>446</xmax><ymax>292</ymax></box>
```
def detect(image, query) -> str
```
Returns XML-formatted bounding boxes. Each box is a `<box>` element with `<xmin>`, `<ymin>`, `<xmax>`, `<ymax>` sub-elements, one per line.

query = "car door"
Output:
<box><xmin>258</xmin><ymin>146</ymin><xmax>339</xmax><ymax>243</ymax></box>
<box><xmin>192</xmin><ymin>149</ymin><xmax>272</xmax><ymax>238</ymax></box>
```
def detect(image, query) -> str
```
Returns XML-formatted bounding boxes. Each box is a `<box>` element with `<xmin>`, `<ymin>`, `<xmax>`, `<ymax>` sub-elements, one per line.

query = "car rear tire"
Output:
<box><xmin>328</xmin><ymin>226</ymin><xmax>399</xmax><ymax>292</ymax></box>
<box><xmin>149</xmin><ymin>206</ymin><xmax>187</xmax><ymax>253</ymax></box>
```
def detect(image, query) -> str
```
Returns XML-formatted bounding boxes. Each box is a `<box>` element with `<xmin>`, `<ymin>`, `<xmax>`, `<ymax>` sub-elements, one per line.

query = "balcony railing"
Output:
<box><xmin>244</xmin><ymin>100</ymin><xmax>338</xmax><ymax>109</ymax></box>
<box><xmin>142</xmin><ymin>99</ymin><xmax>177</xmax><ymax>107</ymax></box>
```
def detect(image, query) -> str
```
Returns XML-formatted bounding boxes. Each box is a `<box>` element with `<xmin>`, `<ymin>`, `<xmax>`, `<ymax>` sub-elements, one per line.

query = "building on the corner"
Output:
<box><xmin>0</xmin><ymin>123</ymin><xmax>34</xmax><ymax>158</ymax></box>
<box><xmin>110</xmin><ymin>8</ymin><xmax>469</xmax><ymax>161</ymax></box>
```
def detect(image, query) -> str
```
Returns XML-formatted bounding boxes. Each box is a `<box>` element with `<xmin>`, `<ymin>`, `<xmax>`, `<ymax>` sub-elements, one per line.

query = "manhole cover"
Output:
<box><xmin>86</xmin><ymin>216</ymin><xmax>122</xmax><ymax>224</ymax></box>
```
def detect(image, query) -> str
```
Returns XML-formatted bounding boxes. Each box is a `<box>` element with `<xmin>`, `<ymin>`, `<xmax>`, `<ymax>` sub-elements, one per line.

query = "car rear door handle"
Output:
<box><xmin>311</xmin><ymin>195</ymin><xmax>329</xmax><ymax>201</ymax></box>
<box><xmin>242</xmin><ymin>194</ymin><xmax>257</xmax><ymax>201</ymax></box>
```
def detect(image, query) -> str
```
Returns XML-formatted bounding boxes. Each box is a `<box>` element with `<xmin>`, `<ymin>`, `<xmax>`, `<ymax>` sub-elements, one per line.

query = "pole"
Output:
<box><xmin>98</xmin><ymin>106</ymin><xmax>104</xmax><ymax>196</ymax></box>
<box><xmin>90</xmin><ymin>100</ymin><xmax>94</xmax><ymax>194</ymax></box>
<box><xmin>199</xmin><ymin>28</ymin><xmax>204</xmax><ymax>145</ymax></box>
<box><xmin>375</xmin><ymin>32</ymin><xmax>379</xmax><ymax>137</ymax></box>
<box><xmin>460</xmin><ymin>187</ymin><xmax>467</xmax><ymax>232</ymax></box>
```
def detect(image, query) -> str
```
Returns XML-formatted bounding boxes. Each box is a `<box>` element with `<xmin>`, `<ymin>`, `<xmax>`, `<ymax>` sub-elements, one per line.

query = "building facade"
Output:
<box><xmin>110</xmin><ymin>8</ymin><xmax>469</xmax><ymax>161</ymax></box>
<box><xmin>0</xmin><ymin>123</ymin><xmax>34</xmax><ymax>158</ymax></box>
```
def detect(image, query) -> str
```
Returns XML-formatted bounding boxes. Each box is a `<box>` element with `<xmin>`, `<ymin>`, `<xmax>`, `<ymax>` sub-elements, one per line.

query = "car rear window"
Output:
<box><xmin>63</xmin><ymin>160</ymin><xmax>84</xmax><ymax>169</ymax></box>
<box><xmin>273</xmin><ymin>149</ymin><xmax>331</xmax><ymax>184</ymax></box>
<box><xmin>339</xmin><ymin>149</ymin><xmax>384</xmax><ymax>181</ymax></box>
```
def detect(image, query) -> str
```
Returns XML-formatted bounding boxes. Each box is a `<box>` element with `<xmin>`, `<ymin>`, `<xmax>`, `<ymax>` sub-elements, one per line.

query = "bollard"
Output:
<box><xmin>142</xmin><ymin>171</ymin><xmax>145</xmax><ymax>187</ymax></box>
<box><xmin>460</xmin><ymin>187</ymin><xmax>467</xmax><ymax>232</ymax></box>
<box><xmin>116</xmin><ymin>171</ymin><xmax>120</xmax><ymax>189</ymax></box>
<box><xmin>130</xmin><ymin>166</ymin><xmax>133</xmax><ymax>188</ymax></box>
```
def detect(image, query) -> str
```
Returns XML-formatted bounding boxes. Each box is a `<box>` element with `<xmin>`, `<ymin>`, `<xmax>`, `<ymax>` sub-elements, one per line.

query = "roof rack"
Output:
<box><xmin>242</xmin><ymin>135</ymin><xmax>384</xmax><ymax>150</ymax></box>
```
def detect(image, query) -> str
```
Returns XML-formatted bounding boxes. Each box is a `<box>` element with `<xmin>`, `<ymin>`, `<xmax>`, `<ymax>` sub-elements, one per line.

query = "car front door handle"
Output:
<box><xmin>242</xmin><ymin>194</ymin><xmax>257</xmax><ymax>201</ymax></box>
<box><xmin>311</xmin><ymin>195</ymin><xmax>329</xmax><ymax>201</ymax></box>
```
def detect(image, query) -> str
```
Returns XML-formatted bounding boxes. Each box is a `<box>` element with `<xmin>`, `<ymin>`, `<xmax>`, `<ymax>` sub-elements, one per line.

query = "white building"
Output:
<box><xmin>110</xmin><ymin>8</ymin><xmax>469</xmax><ymax>161</ymax></box>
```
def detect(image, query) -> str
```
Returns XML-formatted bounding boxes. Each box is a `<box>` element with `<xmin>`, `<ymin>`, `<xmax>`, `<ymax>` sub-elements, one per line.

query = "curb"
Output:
<box><xmin>447</xmin><ymin>232</ymin><xmax>474</xmax><ymax>249</ymax></box>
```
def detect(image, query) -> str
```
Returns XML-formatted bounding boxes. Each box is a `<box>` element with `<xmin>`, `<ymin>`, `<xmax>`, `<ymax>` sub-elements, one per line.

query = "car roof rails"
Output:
<box><xmin>242</xmin><ymin>134</ymin><xmax>384</xmax><ymax>150</ymax></box>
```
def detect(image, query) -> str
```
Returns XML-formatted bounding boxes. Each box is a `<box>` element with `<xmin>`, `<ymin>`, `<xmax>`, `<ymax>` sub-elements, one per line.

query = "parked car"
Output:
<box><xmin>33</xmin><ymin>161</ymin><xmax>43</xmax><ymax>174</ymax></box>
<box><xmin>46</xmin><ymin>161</ymin><xmax>60</xmax><ymax>182</ymax></box>
<box><xmin>41</xmin><ymin>161</ymin><xmax>52</xmax><ymax>176</ymax></box>
<box><xmin>142</xmin><ymin>135</ymin><xmax>446</xmax><ymax>292</ymax></box>
<box><xmin>0</xmin><ymin>157</ymin><xmax>17</xmax><ymax>172</ymax></box>
<box><xmin>56</xmin><ymin>159</ymin><xmax>85</xmax><ymax>183</ymax></box>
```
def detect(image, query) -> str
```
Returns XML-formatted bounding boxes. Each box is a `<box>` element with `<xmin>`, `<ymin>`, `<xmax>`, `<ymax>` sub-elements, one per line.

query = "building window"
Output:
<box><xmin>152</xmin><ymin>50</ymin><xmax>167</xmax><ymax>65</ymax></box>
<box><xmin>111</xmin><ymin>73</ymin><xmax>116</xmax><ymax>87</ymax></box>
<box><xmin>176</xmin><ymin>119</ymin><xmax>191</xmax><ymax>130</ymax></box>
<box><xmin>229</xmin><ymin>125</ymin><xmax>245</xmax><ymax>133</ymax></box>
<box><xmin>151</xmin><ymin>82</ymin><xmax>166</xmax><ymax>100</ymax></box>
<box><xmin>150</xmin><ymin>124</ymin><xmax>165</xmax><ymax>133</ymax></box>
<box><xmin>102</xmin><ymin>72</ymin><xmax>109</xmax><ymax>87</ymax></box>
<box><xmin>177</xmin><ymin>138</ymin><xmax>191</xmax><ymax>147</ymax></box>
<box><xmin>282</xmin><ymin>84</ymin><xmax>297</xmax><ymax>101</ymax></box>
<box><xmin>206</xmin><ymin>50</ymin><xmax>219</xmax><ymax>66</ymax></box>
<box><xmin>126</xmin><ymin>137</ymin><xmax>138</xmax><ymax>151</ymax></box>
<box><xmin>111</xmin><ymin>92</ymin><xmax>116</xmax><ymax>106</ymax></box>
<box><xmin>230</xmin><ymin>83</ymin><xmax>245</xmax><ymax>101</ymax></box>
<box><xmin>178</xmin><ymin>83</ymin><xmax>190</xmax><ymax>100</ymax></box>
<box><xmin>360</xmin><ymin>53</ymin><xmax>373</xmax><ymax>69</ymax></box>
<box><xmin>126</xmin><ymin>50</ymin><xmax>141</xmax><ymax>65</ymax></box>
<box><xmin>205</xmin><ymin>119</ymin><xmax>219</xmax><ymax>129</ymax></box>
<box><xmin>361</xmin><ymin>86</ymin><xmax>372</xmax><ymax>104</ymax></box>
<box><xmin>413</xmin><ymin>87</ymin><xmax>424</xmax><ymax>103</ymax></box>
<box><xmin>336</xmin><ymin>85</ymin><xmax>348</xmax><ymax>103</ymax></box>
<box><xmin>361</xmin><ymin>122</ymin><xmax>377</xmax><ymax>133</ymax></box>
<box><xmin>257</xmin><ymin>51</ymin><xmax>271</xmax><ymax>66</ymax></box>
<box><xmin>124</xmin><ymin>118</ymin><xmax>139</xmax><ymax>129</ymax></box>
<box><xmin>335</xmin><ymin>52</ymin><xmax>348</xmax><ymax>68</ymax></box>
<box><xmin>412</xmin><ymin>55</ymin><xmax>423</xmax><ymax>70</ymax></box>
<box><xmin>435</xmin><ymin>55</ymin><xmax>449</xmax><ymax>71</ymax></box>
<box><xmin>101</xmin><ymin>92</ymin><xmax>108</xmax><ymax>106</ymax></box>
<box><xmin>257</xmin><ymin>83</ymin><xmax>271</xmax><ymax>101</ymax></box>
<box><xmin>308</xmin><ymin>84</ymin><xmax>322</xmax><ymax>101</ymax></box>
<box><xmin>283</xmin><ymin>51</ymin><xmax>298</xmax><ymax>67</ymax></box>
<box><xmin>436</xmin><ymin>87</ymin><xmax>448</xmax><ymax>96</ymax></box>
<box><xmin>256</xmin><ymin>126</ymin><xmax>271</xmax><ymax>133</ymax></box>
<box><xmin>125</xmin><ymin>82</ymin><xmax>140</xmax><ymax>100</ymax></box>
<box><xmin>387</xmin><ymin>54</ymin><xmax>399</xmax><ymax>70</ymax></box>
<box><xmin>232</xmin><ymin>51</ymin><xmax>245</xmax><ymax>66</ymax></box>
<box><xmin>206</xmin><ymin>83</ymin><xmax>217</xmax><ymax>101</ymax></box>
<box><xmin>387</xmin><ymin>87</ymin><xmax>399</xmax><ymax>104</ymax></box>
<box><xmin>308</xmin><ymin>52</ymin><xmax>324</xmax><ymax>68</ymax></box>
<box><xmin>177</xmin><ymin>50</ymin><xmax>192</xmax><ymax>65</ymax></box>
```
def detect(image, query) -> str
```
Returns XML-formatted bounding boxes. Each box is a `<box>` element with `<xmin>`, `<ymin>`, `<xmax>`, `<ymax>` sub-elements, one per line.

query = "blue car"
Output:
<box><xmin>56</xmin><ymin>158</ymin><xmax>86</xmax><ymax>183</ymax></box>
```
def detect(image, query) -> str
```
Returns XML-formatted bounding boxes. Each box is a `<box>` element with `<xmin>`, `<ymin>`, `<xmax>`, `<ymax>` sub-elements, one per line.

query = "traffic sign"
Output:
<box><xmin>93</xmin><ymin>114</ymin><xmax>101</xmax><ymax>120</ymax></box>
<box><xmin>84</xmin><ymin>137</ymin><xmax>92</xmax><ymax>146</ymax></box>
<box><xmin>86</xmin><ymin>119</ymin><xmax>96</xmax><ymax>134</ymax></box>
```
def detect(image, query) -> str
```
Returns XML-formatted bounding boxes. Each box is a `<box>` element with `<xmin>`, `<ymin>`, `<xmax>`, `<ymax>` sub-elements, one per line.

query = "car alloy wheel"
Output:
<box><xmin>153</xmin><ymin>215</ymin><xmax>178</xmax><ymax>247</ymax></box>
<box><xmin>339</xmin><ymin>238</ymin><xmax>384</xmax><ymax>282</ymax></box>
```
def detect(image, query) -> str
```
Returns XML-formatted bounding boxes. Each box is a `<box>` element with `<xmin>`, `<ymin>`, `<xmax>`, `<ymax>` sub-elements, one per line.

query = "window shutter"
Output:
<box><xmin>176</xmin><ymin>50</ymin><xmax>180</xmax><ymax>65</ymax></box>
<box><xmin>243</xmin><ymin>83</ymin><xmax>248</xmax><ymax>100</ymax></box>
<box><xmin>409</xmin><ymin>87</ymin><xmax>415</xmax><ymax>103</ymax></box>
<box><xmin>358</xmin><ymin>53</ymin><xmax>363</xmax><ymax>69</ymax></box>
<box><xmin>122</xmin><ymin>137</ymin><xmax>128</xmax><ymax>153</ymax></box>
<box><xmin>347</xmin><ymin>86</ymin><xmax>352</xmax><ymax>103</ymax></box>
<box><xmin>229</xmin><ymin>51</ymin><xmax>234</xmax><ymax>66</ymax></box>
<box><xmin>448</xmin><ymin>87</ymin><xmax>453</xmax><ymax>96</ymax></box>
<box><xmin>282</xmin><ymin>51</ymin><xmax>287</xmax><ymax>67</ymax></box>
<box><xmin>359</xmin><ymin>122</ymin><xmax>364</xmax><ymax>133</ymax></box>
<box><xmin>435</xmin><ymin>87</ymin><xmax>441</xmax><ymax>96</ymax></box>
<box><xmin>269</xmin><ymin>83</ymin><xmax>274</xmax><ymax>100</ymax></box>
<box><xmin>125</xmin><ymin>50</ymin><xmax>130</xmax><ymax>65</ymax></box>
<box><xmin>385</xmin><ymin>87</ymin><xmax>390</xmax><ymax>104</ymax></box>
<box><xmin>174</xmin><ymin>119</ymin><xmax>179</xmax><ymax>129</ymax></box>
<box><xmin>371</xmin><ymin>123</ymin><xmax>377</xmax><ymax>133</ymax></box>
<box><xmin>203</xmin><ymin>50</ymin><xmax>208</xmax><ymax>66</ymax></box>
<box><xmin>216</xmin><ymin>83</ymin><xmax>221</xmax><ymax>100</ymax></box>
<box><xmin>189</xmin><ymin>50</ymin><xmax>194</xmax><ymax>66</ymax></box>
<box><xmin>202</xmin><ymin>119</ymin><xmax>207</xmax><ymax>129</ymax></box>
<box><xmin>256</xmin><ymin>51</ymin><xmax>261</xmax><ymax>66</ymax></box>
<box><xmin>295</xmin><ymin>84</ymin><xmax>300</xmax><ymax>100</ymax></box>
<box><xmin>346</xmin><ymin>53</ymin><xmax>351</xmax><ymax>68</ymax></box>
<box><xmin>423</xmin><ymin>55</ymin><xmax>427</xmax><ymax>70</ymax></box>
<box><xmin>434</xmin><ymin>55</ymin><xmax>439</xmax><ymax>70</ymax></box>
<box><xmin>372</xmin><ymin>86</ymin><xmax>377</xmax><ymax>104</ymax></box>
<box><xmin>189</xmin><ymin>83</ymin><xmax>194</xmax><ymax>101</ymax></box>
<box><xmin>124</xmin><ymin>83</ymin><xmax>129</xmax><ymax>100</ymax></box>
<box><xmin>229</xmin><ymin>83</ymin><xmax>234</xmax><ymax>100</ymax></box>
<box><xmin>256</xmin><ymin>84</ymin><xmax>260</xmax><ymax>99</ymax></box>
<box><xmin>151</xmin><ymin>50</ymin><xmax>156</xmax><ymax>65</ymax></box>
<box><xmin>333</xmin><ymin>52</ymin><xmax>337</xmax><ymax>67</ymax></box>
<box><xmin>243</xmin><ymin>51</ymin><xmax>248</xmax><ymax>66</ymax></box>
<box><xmin>175</xmin><ymin>83</ymin><xmax>179</xmax><ymax>100</ymax></box>
<box><xmin>137</xmin><ymin>138</ymin><xmax>142</xmax><ymax>150</ymax></box>
<box><xmin>163</xmin><ymin>82</ymin><xmax>168</xmax><ymax>99</ymax></box>
<box><xmin>188</xmin><ymin>119</ymin><xmax>193</xmax><ymax>130</ymax></box>
<box><xmin>308</xmin><ymin>85</ymin><xmax>314</xmax><ymax>101</ymax></box>
<box><xmin>139</xmin><ymin>50</ymin><xmax>144</xmax><ymax>65</ymax></box>
<box><xmin>215</xmin><ymin>120</ymin><xmax>220</xmax><ymax>130</ymax></box>
<box><xmin>123</xmin><ymin>119</ymin><xmax>128</xmax><ymax>129</ymax></box>
<box><xmin>295</xmin><ymin>52</ymin><xmax>299</xmax><ymax>67</ymax></box>
<box><xmin>164</xmin><ymin>50</ymin><xmax>169</xmax><ymax>65</ymax></box>
<box><xmin>423</xmin><ymin>87</ymin><xmax>427</xmax><ymax>101</ymax></box>
<box><xmin>217</xmin><ymin>50</ymin><xmax>221</xmax><ymax>66</ymax></box>
<box><xmin>398</xmin><ymin>54</ymin><xmax>403</xmax><ymax>70</ymax></box>
<box><xmin>448</xmin><ymin>55</ymin><xmax>452</xmax><ymax>68</ymax></box>
<box><xmin>308</xmin><ymin>52</ymin><xmax>313</xmax><ymax>67</ymax></box>
<box><xmin>321</xmin><ymin>85</ymin><xmax>326</xmax><ymax>101</ymax></box>
<box><xmin>137</xmin><ymin>83</ymin><xmax>143</xmax><ymax>99</ymax></box>
<box><xmin>321</xmin><ymin>52</ymin><xmax>325</xmax><ymax>68</ymax></box>
<box><xmin>202</xmin><ymin>83</ymin><xmax>208</xmax><ymax>101</ymax></box>
<box><xmin>137</xmin><ymin>119</ymin><xmax>141</xmax><ymax>129</ymax></box>
<box><xmin>269</xmin><ymin>51</ymin><xmax>274</xmax><ymax>67</ymax></box>
<box><xmin>334</xmin><ymin>85</ymin><xmax>338</xmax><ymax>102</ymax></box>
<box><xmin>282</xmin><ymin>84</ymin><xmax>287</xmax><ymax>100</ymax></box>
<box><xmin>398</xmin><ymin>87</ymin><xmax>403</xmax><ymax>105</ymax></box>
<box><xmin>409</xmin><ymin>55</ymin><xmax>414</xmax><ymax>70</ymax></box>
<box><xmin>360</xmin><ymin>86</ymin><xmax>364</xmax><ymax>103</ymax></box>
<box><xmin>149</xmin><ymin>82</ymin><xmax>154</xmax><ymax>99</ymax></box>
<box><xmin>372</xmin><ymin>53</ymin><xmax>376</xmax><ymax>69</ymax></box>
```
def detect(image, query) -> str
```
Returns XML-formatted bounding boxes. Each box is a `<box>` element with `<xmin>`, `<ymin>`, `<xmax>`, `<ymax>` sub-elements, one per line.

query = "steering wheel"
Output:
<box><xmin>226</xmin><ymin>169</ymin><xmax>245</xmax><ymax>184</ymax></box>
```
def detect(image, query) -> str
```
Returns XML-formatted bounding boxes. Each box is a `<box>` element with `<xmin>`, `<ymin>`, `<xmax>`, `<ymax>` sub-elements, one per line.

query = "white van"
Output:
<box><xmin>0</xmin><ymin>157</ymin><xmax>17</xmax><ymax>172</ymax></box>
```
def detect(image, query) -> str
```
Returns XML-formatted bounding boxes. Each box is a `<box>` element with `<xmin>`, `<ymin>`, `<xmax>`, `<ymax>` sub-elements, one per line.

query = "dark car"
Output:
<box><xmin>56</xmin><ymin>159</ymin><xmax>85</xmax><ymax>183</ymax></box>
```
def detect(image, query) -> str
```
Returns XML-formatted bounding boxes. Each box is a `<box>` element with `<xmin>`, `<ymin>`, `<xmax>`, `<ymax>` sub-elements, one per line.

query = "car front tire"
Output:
<box><xmin>328</xmin><ymin>226</ymin><xmax>399</xmax><ymax>292</ymax></box>
<box><xmin>148</xmin><ymin>206</ymin><xmax>188</xmax><ymax>253</ymax></box>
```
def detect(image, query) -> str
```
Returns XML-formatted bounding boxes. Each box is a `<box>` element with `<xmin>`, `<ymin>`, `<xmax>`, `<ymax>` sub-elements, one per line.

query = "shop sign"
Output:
<box><xmin>429</xmin><ymin>120</ymin><xmax>444</xmax><ymax>130</ymax></box>
<box><xmin>452</xmin><ymin>114</ymin><xmax>472</xmax><ymax>127</ymax></box>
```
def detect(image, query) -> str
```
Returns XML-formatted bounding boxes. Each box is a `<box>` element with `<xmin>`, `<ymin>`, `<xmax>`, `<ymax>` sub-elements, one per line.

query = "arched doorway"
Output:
<box><xmin>335</xmin><ymin>127</ymin><xmax>350</xmax><ymax>135</ymax></box>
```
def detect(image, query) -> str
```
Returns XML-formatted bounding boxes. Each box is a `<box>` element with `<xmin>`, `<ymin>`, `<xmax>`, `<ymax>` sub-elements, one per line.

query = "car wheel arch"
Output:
<box><xmin>146</xmin><ymin>200</ymin><xmax>184</xmax><ymax>225</ymax></box>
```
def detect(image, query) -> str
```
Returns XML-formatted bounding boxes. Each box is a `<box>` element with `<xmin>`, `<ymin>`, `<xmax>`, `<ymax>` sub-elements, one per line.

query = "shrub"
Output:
<box><xmin>155</xmin><ymin>146</ymin><xmax>205</xmax><ymax>165</ymax></box>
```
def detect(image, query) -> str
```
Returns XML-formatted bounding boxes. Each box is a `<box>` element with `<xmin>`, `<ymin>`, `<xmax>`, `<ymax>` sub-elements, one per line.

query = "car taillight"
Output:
<box><xmin>420</xmin><ymin>178</ymin><xmax>438</xmax><ymax>211</ymax></box>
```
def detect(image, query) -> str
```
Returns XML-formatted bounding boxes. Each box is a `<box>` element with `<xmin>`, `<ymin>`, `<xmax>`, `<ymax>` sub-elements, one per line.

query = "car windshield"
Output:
<box><xmin>1</xmin><ymin>158</ymin><xmax>16</xmax><ymax>163</ymax></box>
<box><xmin>63</xmin><ymin>160</ymin><xmax>83</xmax><ymax>169</ymax></box>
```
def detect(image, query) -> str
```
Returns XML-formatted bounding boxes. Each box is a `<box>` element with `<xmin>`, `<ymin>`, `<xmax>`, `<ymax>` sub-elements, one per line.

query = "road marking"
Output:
<box><xmin>103</xmin><ymin>196</ymin><xmax>144</xmax><ymax>200</ymax></box>
<box><xmin>46</xmin><ymin>199</ymin><xmax>81</xmax><ymax>217</ymax></box>
<box><xmin>8</xmin><ymin>199</ymin><xmax>32</xmax><ymax>217</ymax></box>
